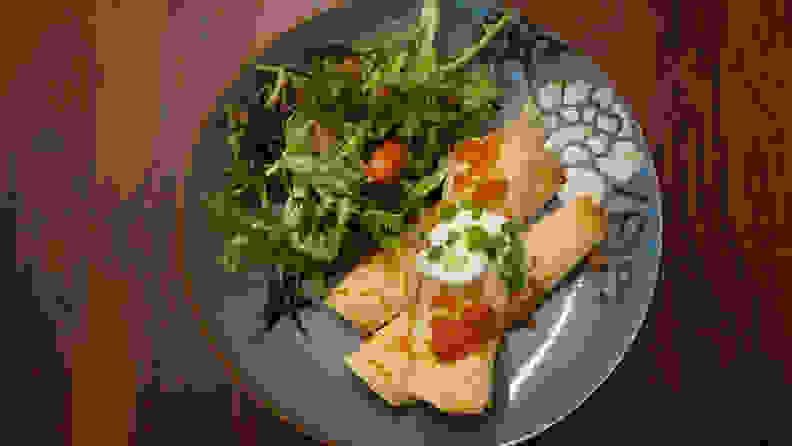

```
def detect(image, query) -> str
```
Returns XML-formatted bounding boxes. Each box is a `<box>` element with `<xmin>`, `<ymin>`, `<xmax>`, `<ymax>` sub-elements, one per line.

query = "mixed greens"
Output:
<box><xmin>204</xmin><ymin>1</ymin><xmax>513</xmax><ymax>292</ymax></box>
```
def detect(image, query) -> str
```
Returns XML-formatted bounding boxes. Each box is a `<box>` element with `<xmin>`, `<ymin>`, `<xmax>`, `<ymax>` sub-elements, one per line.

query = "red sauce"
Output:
<box><xmin>463</xmin><ymin>304</ymin><xmax>499</xmax><ymax>342</ymax></box>
<box><xmin>462</xmin><ymin>303</ymin><xmax>494</xmax><ymax>325</ymax></box>
<box><xmin>430</xmin><ymin>304</ymin><xmax>499</xmax><ymax>362</ymax></box>
<box><xmin>430</xmin><ymin>318</ymin><xmax>478</xmax><ymax>361</ymax></box>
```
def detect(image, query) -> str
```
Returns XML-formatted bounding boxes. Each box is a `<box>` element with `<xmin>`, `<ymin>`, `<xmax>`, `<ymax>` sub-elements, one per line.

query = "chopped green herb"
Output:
<box><xmin>464</xmin><ymin>226</ymin><xmax>489</xmax><ymax>252</ymax></box>
<box><xmin>502</xmin><ymin>220</ymin><xmax>531</xmax><ymax>234</ymax></box>
<box><xmin>438</xmin><ymin>204</ymin><xmax>459</xmax><ymax>222</ymax></box>
<box><xmin>445</xmin><ymin>229</ymin><xmax>462</xmax><ymax>246</ymax></box>
<box><xmin>426</xmin><ymin>246</ymin><xmax>444</xmax><ymax>262</ymax></box>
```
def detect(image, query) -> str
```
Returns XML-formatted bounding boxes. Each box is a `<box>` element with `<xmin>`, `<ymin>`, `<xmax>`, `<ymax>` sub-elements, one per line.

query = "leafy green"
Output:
<box><xmin>361</xmin><ymin>209</ymin><xmax>405</xmax><ymax>243</ymax></box>
<box><xmin>283</xmin><ymin>112</ymin><xmax>315</xmax><ymax>153</ymax></box>
<box><xmin>280</xmin><ymin>152</ymin><xmax>363</xmax><ymax>195</ymax></box>
<box><xmin>407</xmin><ymin>156</ymin><xmax>448</xmax><ymax>199</ymax></box>
<box><xmin>205</xmin><ymin>0</ymin><xmax>513</xmax><ymax>278</ymax></box>
<box><xmin>290</xmin><ymin>226</ymin><xmax>346</xmax><ymax>262</ymax></box>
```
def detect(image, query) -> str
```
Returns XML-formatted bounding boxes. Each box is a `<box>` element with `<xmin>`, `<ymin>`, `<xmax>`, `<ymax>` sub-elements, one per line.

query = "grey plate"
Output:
<box><xmin>190</xmin><ymin>1</ymin><xmax>662</xmax><ymax>445</ymax></box>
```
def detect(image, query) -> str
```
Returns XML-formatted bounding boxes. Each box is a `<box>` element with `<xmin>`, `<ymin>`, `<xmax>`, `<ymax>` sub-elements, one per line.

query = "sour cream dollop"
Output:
<box><xmin>416</xmin><ymin>208</ymin><xmax>509</xmax><ymax>285</ymax></box>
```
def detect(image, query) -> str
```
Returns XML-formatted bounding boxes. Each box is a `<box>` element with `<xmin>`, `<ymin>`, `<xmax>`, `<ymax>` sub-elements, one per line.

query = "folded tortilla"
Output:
<box><xmin>344</xmin><ymin>295</ymin><xmax>500</xmax><ymax>413</ymax></box>
<box><xmin>344</xmin><ymin>310</ymin><xmax>416</xmax><ymax>406</ymax></box>
<box><xmin>405</xmin><ymin>281</ymin><xmax>501</xmax><ymax>414</ymax></box>
<box><xmin>325</xmin><ymin>202</ymin><xmax>451</xmax><ymax>335</ymax></box>
<box><xmin>325</xmin><ymin>246</ymin><xmax>418</xmax><ymax>335</ymax></box>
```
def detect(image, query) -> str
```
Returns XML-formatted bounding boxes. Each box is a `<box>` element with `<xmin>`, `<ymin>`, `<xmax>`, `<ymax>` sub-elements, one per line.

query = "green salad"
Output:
<box><xmin>204</xmin><ymin>0</ymin><xmax>513</xmax><ymax>290</ymax></box>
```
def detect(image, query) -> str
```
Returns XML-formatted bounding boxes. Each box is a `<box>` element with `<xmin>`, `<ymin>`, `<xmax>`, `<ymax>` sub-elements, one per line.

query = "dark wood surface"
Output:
<box><xmin>5</xmin><ymin>0</ymin><xmax>784</xmax><ymax>444</ymax></box>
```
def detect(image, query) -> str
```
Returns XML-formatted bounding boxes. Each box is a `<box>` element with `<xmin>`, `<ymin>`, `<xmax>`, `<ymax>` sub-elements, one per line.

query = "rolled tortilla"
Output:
<box><xmin>406</xmin><ymin>197</ymin><xmax>607</xmax><ymax>414</ymax></box>
<box><xmin>486</xmin><ymin>196</ymin><xmax>609</xmax><ymax>330</ymax></box>
<box><xmin>446</xmin><ymin>109</ymin><xmax>564</xmax><ymax>221</ymax></box>
<box><xmin>345</xmin><ymin>199</ymin><xmax>608</xmax><ymax>413</ymax></box>
<box><xmin>518</xmin><ymin>196</ymin><xmax>608</xmax><ymax>290</ymax></box>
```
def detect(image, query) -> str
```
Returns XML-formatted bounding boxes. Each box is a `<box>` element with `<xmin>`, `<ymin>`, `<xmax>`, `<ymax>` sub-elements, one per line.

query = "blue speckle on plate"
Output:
<box><xmin>646</xmin><ymin>206</ymin><xmax>657</xmax><ymax>218</ymax></box>
<box><xmin>511</xmin><ymin>71</ymin><xmax>523</xmax><ymax>81</ymax></box>
<box><xmin>646</xmin><ymin>238</ymin><xmax>657</xmax><ymax>255</ymax></box>
<box><xmin>638</xmin><ymin>166</ymin><xmax>650</xmax><ymax>176</ymax></box>
<box><xmin>474</xmin><ymin>7</ymin><xmax>489</xmax><ymax>18</ymax></box>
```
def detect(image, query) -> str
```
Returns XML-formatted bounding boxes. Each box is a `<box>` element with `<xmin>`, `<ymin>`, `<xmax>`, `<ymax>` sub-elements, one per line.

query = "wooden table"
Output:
<box><xmin>6</xmin><ymin>0</ymin><xmax>784</xmax><ymax>443</ymax></box>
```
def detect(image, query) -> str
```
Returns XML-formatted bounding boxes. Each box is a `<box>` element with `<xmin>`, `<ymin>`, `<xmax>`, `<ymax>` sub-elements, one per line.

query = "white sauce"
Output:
<box><xmin>416</xmin><ymin>208</ymin><xmax>509</xmax><ymax>284</ymax></box>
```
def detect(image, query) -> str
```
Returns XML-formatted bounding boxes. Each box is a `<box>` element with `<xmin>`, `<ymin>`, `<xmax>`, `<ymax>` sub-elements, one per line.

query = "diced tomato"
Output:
<box><xmin>462</xmin><ymin>303</ymin><xmax>494</xmax><ymax>324</ymax></box>
<box><xmin>463</xmin><ymin>304</ymin><xmax>499</xmax><ymax>341</ymax></box>
<box><xmin>454</xmin><ymin>138</ymin><xmax>487</xmax><ymax>164</ymax></box>
<box><xmin>453</xmin><ymin>173</ymin><xmax>475</xmax><ymax>194</ymax></box>
<box><xmin>430</xmin><ymin>317</ymin><xmax>484</xmax><ymax>361</ymax></box>
<box><xmin>470</xmin><ymin>178</ymin><xmax>508</xmax><ymax>204</ymax></box>
<box><xmin>431</xmin><ymin>295</ymin><xmax>459</xmax><ymax>312</ymax></box>
<box><xmin>365</xmin><ymin>139</ymin><xmax>407</xmax><ymax>183</ymax></box>
<box><xmin>339</xmin><ymin>56</ymin><xmax>361</xmax><ymax>76</ymax></box>
<box><xmin>312</xmin><ymin>122</ymin><xmax>336</xmax><ymax>153</ymax></box>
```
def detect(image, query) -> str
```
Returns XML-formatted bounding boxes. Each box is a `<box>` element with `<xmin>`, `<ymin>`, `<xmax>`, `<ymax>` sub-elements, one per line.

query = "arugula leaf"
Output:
<box><xmin>282</xmin><ymin>196</ymin><xmax>305</xmax><ymax>228</ymax></box>
<box><xmin>280</xmin><ymin>152</ymin><xmax>363</xmax><ymax>195</ymax></box>
<box><xmin>408</xmin><ymin>156</ymin><xmax>447</xmax><ymax>199</ymax></box>
<box><xmin>361</xmin><ymin>209</ymin><xmax>405</xmax><ymax>237</ymax></box>
<box><xmin>494</xmin><ymin>223</ymin><xmax>529</xmax><ymax>295</ymax></box>
<box><xmin>284</xmin><ymin>112</ymin><xmax>315</xmax><ymax>153</ymax></box>
<box><xmin>207</xmin><ymin>0</ymin><xmax>513</xmax><ymax>276</ymax></box>
<box><xmin>290</xmin><ymin>226</ymin><xmax>346</xmax><ymax>262</ymax></box>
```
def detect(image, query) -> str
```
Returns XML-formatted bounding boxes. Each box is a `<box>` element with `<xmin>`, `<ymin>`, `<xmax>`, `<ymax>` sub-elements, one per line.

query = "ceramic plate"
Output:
<box><xmin>188</xmin><ymin>1</ymin><xmax>662</xmax><ymax>445</ymax></box>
